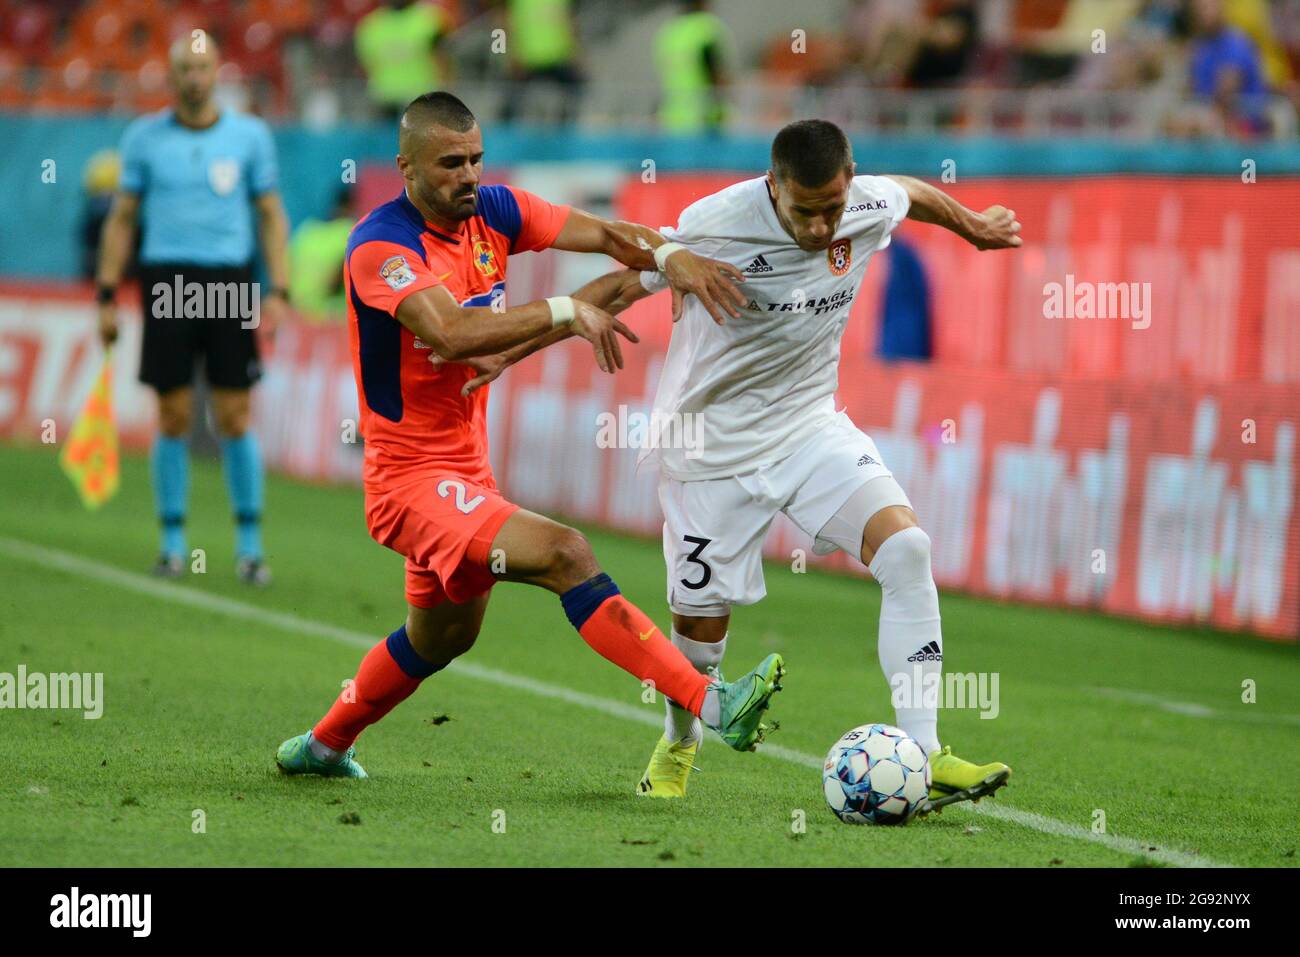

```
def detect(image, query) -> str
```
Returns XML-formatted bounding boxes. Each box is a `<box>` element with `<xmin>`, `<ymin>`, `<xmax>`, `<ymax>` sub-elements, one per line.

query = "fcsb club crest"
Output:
<box><xmin>828</xmin><ymin>238</ymin><xmax>851</xmax><ymax>276</ymax></box>
<box><xmin>472</xmin><ymin>239</ymin><xmax>498</xmax><ymax>276</ymax></box>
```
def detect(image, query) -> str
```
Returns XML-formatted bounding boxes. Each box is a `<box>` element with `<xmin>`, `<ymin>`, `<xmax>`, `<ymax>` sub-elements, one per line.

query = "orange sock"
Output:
<box><xmin>313</xmin><ymin>625</ymin><xmax>440</xmax><ymax>751</ymax></box>
<box><xmin>561</xmin><ymin>575</ymin><xmax>709</xmax><ymax>716</ymax></box>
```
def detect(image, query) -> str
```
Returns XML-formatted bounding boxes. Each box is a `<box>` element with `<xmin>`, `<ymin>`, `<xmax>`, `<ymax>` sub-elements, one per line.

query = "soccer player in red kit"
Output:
<box><xmin>276</xmin><ymin>93</ymin><xmax>784</xmax><ymax>778</ymax></box>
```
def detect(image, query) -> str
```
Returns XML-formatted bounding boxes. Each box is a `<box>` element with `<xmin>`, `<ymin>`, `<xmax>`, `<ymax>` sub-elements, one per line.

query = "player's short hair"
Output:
<box><xmin>401</xmin><ymin>91</ymin><xmax>477</xmax><ymax>134</ymax></box>
<box><xmin>771</xmin><ymin>119</ymin><xmax>853</xmax><ymax>189</ymax></box>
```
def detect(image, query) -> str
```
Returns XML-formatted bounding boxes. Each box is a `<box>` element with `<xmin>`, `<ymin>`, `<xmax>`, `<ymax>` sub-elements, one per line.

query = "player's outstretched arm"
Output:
<box><xmin>396</xmin><ymin>282</ymin><xmax>633</xmax><ymax>374</ymax></box>
<box><xmin>452</xmin><ymin>269</ymin><xmax>651</xmax><ymax>395</ymax></box>
<box><xmin>884</xmin><ymin>175</ymin><xmax>1022</xmax><ymax>251</ymax></box>
<box><xmin>551</xmin><ymin>207</ymin><xmax>745</xmax><ymax>324</ymax></box>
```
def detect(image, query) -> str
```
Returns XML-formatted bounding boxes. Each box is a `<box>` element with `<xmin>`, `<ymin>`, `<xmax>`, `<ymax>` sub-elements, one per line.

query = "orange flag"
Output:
<box><xmin>59</xmin><ymin>352</ymin><xmax>120</xmax><ymax>510</ymax></box>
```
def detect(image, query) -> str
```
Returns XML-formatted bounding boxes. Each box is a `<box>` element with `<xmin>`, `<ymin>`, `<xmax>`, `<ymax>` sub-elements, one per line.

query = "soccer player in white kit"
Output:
<box><xmin>463</xmin><ymin>119</ymin><xmax>1020</xmax><ymax>809</ymax></box>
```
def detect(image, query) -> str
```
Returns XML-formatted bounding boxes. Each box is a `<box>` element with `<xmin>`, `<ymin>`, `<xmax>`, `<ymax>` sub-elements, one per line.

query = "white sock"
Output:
<box><xmin>700</xmin><ymin>688</ymin><xmax>721</xmax><ymax>730</ymax></box>
<box><xmin>870</xmin><ymin>527</ymin><xmax>943</xmax><ymax>755</ymax></box>
<box><xmin>307</xmin><ymin>732</ymin><xmax>343</xmax><ymax>764</ymax></box>
<box><xmin>667</xmin><ymin>629</ymin><xmax>726</xmax><ymax>743</ymax></box>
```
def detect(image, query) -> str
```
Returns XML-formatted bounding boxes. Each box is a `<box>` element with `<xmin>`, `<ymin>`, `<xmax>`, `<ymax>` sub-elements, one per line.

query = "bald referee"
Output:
<box><xmin>96</xmin><ymin>37</ymin><xmax>289</xmax><ymax>585</ymax></box>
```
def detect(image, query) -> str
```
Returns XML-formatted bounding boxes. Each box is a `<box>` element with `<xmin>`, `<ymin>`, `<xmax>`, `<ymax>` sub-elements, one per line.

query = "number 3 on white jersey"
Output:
<box><xmin>436</xmin><ymin>479</ymin><xmax>485</xmax><ymax>514</ymax></box>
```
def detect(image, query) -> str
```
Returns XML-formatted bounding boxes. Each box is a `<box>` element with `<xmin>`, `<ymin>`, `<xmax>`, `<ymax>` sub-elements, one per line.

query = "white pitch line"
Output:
<box><xmin>1092</xmin><ymin>686</ymin><xmax>1300</xmax><ymax>727</ymax></box>
<box><xmin>0</xmin><ymin>535</ymin><xmax>1231</xmax><ymax>868</ymax></box>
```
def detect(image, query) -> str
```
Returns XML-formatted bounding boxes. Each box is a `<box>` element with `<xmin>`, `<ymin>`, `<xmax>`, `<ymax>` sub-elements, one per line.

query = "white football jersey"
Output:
<box><xmin>639</xmin><ymin>174</ymin><xmax>910</xmax><ymax>480</ymax></box>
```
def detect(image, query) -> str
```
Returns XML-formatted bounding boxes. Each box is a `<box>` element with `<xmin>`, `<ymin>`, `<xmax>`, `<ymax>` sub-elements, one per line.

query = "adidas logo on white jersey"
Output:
<box><xmin>743</xmin><ymin>254</ymin><xmax>774</xmax><ymax>274</ymax></box>
<box><xmin>907</xmin><ymin>641</ymin><xmax>943</xmax><ymax>662</ymax></box>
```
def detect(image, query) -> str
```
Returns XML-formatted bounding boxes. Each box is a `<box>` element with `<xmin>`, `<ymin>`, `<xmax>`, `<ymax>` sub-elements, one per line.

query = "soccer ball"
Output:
<box><xmin>822</xmin><ymin>723</ymin><xmax>931</xmax><ymax>825</ymax></box>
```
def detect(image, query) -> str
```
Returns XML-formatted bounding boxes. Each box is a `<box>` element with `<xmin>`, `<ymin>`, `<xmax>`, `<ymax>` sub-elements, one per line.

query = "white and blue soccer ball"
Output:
<box><xmin>822</xmin><ymin>723</ymin><xmax>931</xmax><ymax>825</ymax></box>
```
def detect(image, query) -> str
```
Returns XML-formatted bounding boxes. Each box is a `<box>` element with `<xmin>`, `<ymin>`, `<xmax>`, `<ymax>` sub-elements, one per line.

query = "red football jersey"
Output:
<box><xmin>344</xmin><ymin>186</ymin><xmax>570</xmax><ymax>484</ymax></box>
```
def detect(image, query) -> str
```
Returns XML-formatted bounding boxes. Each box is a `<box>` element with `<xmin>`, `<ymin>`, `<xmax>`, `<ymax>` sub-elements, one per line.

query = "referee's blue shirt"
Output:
<box><xmin>118</xmin><ymin>108</ymin><xmax>279</xmax><ymax>267</ymax></box>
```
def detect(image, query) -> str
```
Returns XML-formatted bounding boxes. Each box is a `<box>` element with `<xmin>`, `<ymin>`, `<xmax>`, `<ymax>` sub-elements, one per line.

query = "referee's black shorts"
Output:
<box><xmin>137</xmin><ymin>261</ymin><xmax>263</xmax><ymax>394</ymax></box>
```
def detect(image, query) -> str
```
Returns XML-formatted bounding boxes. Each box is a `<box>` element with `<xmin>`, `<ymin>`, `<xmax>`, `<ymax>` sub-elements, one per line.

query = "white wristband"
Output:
<box><xmin>654</xmin><ymin>242</ymin><xmax>686</xmax><ymax>272</ymax></box>
<box><xmin>546</xmin><ymin>296</ymin><xmax>575</xmax><ymax>327</ymax></box>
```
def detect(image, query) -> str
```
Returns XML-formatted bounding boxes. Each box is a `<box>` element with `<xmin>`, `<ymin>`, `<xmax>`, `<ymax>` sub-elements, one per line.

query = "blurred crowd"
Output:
<box><xmin>794</xmin><ymin>0</ymin><xmax>1299</xmax><ymax>137</ymax></box>
<box><xmin>2</xmin><ymin>0</ymin><xmax>1297</xmax><ymax>137</ymax></box>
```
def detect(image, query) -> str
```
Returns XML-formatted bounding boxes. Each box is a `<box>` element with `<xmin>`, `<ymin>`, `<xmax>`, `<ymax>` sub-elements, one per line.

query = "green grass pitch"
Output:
<box><xmin>0</xmin><ymin>442</ymin><xmax>1296</xmax><ymax>867</ymax></box>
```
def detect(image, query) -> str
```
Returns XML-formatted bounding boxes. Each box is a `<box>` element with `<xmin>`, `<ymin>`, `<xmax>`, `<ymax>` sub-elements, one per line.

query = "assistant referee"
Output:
<box><xmin>96</xmin><ymin>36</ymin><xmax>289</xmax><ymax>586</ymax></box>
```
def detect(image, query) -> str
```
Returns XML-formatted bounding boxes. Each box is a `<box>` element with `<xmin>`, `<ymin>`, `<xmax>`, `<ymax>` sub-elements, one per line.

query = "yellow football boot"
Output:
<box><xmin>635</xmin><ymin>735</ymin><xmax>700</xmax><ymax>798</ymax></box>
<box><xmin>925</xmin><ymin>746</ymin><xmax>1011</xmax><ymax>811</ymax></box>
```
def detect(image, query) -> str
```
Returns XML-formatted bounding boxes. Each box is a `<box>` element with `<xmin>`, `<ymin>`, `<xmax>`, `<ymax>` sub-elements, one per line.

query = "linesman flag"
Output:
<box><xmin>59</xmin><ymin>351</ymin><xmax>120</xmax><ymax>509</ymax></box>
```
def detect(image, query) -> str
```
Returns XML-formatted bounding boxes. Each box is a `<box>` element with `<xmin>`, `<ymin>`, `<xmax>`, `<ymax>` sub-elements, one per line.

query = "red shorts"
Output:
<box><xmin>365</xmin><ymin>470</ymin><xmax>519</xmax><ymax>608</ymax></box>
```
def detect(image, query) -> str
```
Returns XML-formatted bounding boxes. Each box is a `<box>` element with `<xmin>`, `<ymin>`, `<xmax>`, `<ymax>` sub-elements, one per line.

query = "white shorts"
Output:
<box><xmin>659</xmin><ymin>412</ymin><xmax>912</xmax><ymax>615</ymax></box>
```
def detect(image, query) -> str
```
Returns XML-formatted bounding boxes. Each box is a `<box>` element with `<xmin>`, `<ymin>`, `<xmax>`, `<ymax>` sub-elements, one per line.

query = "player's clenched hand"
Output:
<box><xmin>97</xmin><ymin>303</ymin><xmax>119</xmax><ymax>347</ymax></box>
<box><xmin>662</xmin><ymin>248</ymin><xmax>746</xmax><ymax>324</ymax></box>
<box><xmin>970</xmin><ymin>205</ymin><xmax>1022</xmax><ymax>251</ymax></box>
<box><xmin>571</xmin><ymin>300</ymin><xmax>638</xmax><ymax>374</ymax></box>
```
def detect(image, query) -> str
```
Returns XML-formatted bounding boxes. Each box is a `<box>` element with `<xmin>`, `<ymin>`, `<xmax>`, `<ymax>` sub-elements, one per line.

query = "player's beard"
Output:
<box><xmin>432</xmin><ymin>184</ymin><xmax>478</xmax><ymax>222</ymax></box>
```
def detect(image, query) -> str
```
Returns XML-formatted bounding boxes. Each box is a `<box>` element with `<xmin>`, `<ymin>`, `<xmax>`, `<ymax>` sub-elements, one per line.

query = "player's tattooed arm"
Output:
<box><xmin>551</xmin><ymin>208</ymin><xmax>746</xmax><ymax>324</ymax></box>
<box><xmin>453</xmin><ymin>270</ymin><xmax>648</xmax><ymax>396</ymax></box>
<box><xmin>884</xmin><ymin>175</ymin><xmax>1023</xmax><ymax>251</ymax></box>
